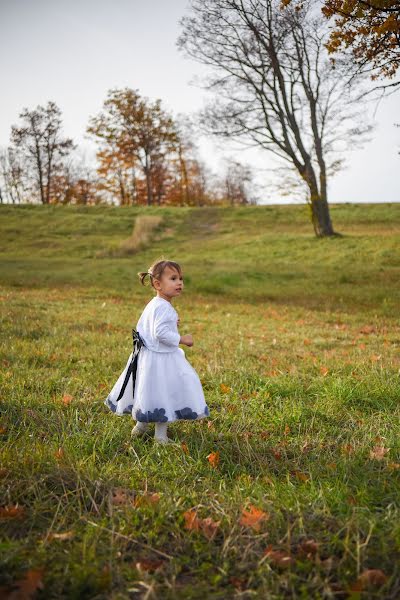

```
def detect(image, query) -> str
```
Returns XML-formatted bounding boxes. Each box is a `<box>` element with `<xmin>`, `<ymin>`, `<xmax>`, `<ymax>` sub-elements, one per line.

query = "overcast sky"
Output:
<box><xmin>1</xmin><ymin>0</ymin><xmax>398</xmax><ymax>204</ymax></box>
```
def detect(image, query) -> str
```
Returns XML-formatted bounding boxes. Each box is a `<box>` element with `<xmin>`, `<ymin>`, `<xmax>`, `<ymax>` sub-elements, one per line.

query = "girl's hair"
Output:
<box><xmin>138</xmin><ymin>259</ymin><xmax>182</xmax><ymax>289</ymax></box>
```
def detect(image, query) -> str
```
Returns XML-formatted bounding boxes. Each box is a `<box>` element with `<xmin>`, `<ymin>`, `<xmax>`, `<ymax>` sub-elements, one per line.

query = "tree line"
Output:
<box><xmin>1</xmin><ymin>0</ymin><xmax>398</xmax><ymax>236</ymax></box>
<box><xmin>0</xmin><ymin>93</ymin><xmax>255</xmax><ymax>208</ymax></box>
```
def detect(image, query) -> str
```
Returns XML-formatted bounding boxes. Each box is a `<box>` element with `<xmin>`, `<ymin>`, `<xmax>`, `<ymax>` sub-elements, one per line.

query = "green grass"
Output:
<box><xmin>0</xmin><ymin>203</ymin><xmax>399</xmax><ymax>598</ymax></box>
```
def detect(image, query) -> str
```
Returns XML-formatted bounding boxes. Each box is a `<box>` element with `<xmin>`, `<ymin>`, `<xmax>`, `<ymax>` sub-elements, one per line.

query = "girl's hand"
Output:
<box><xmin>180</xmin><ymin>334</ymin><xmax>193</xmax><ymax>347</ymax></box>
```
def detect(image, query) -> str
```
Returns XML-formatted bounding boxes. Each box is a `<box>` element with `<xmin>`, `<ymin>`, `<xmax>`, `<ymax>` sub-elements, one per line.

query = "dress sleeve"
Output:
<box><xmin>154</xmin><ymin>305</ymin><xmax>180</xmax><ymax>347</ymax></box>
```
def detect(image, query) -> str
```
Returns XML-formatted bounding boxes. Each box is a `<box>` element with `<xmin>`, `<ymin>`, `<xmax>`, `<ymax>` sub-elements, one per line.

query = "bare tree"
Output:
<box><xmin>0</xmin><ymin>147</ymin><xmax>25</xmax><ymax>204</ymax></box>
<box><xmin>223</xmin><ymin>158</ymin><xmax>254</xmax><ymax>205</ymax></box>
<box><xmin>10</xmin><ymin>101</ymin><xmax>75</xmax><ymax>204</ymax></box>
<box><xmin>178</xmin><ymin>0</ymin><xmax>372</xmax><ymax>236</ymax></box>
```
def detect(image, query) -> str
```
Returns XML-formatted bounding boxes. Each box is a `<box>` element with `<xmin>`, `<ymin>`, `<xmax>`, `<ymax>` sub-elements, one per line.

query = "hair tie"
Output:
<box><xmin>147</xmin><ymin>270</ymin><xmax>153</xmax><ymax>277</ymax></box>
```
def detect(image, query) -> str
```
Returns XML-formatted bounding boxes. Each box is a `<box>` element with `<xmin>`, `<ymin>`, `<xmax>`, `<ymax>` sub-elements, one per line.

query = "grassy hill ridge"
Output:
<box><xmin>0</xmin><ymin>203</ymin><xmax>399</xmax><ymax>598</ymax></box>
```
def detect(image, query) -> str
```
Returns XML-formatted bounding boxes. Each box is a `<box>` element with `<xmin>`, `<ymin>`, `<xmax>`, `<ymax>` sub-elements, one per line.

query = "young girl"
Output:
<box><xmin>104</xmin><ymin>259</ymin><xmax>210</xmax><ymax>444</ymax></box>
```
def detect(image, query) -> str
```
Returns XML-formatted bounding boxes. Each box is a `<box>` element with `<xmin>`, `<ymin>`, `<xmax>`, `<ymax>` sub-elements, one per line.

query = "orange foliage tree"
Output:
<box><xmin>284</xmin><ymin>1</ymin><xmax>400</xmax><ymax>91</ymax></box>
<box><xmin>87</xmin><ymin>88</ymin><xmax>180</xmax><ymax>206</ymax></box>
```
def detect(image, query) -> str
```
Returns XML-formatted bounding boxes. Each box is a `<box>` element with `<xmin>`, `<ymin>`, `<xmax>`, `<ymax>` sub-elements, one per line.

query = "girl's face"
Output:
<box><xmin>154</xmin><ymin>267</ymin><xmax>184</xmax><ymax>300</ymax></box>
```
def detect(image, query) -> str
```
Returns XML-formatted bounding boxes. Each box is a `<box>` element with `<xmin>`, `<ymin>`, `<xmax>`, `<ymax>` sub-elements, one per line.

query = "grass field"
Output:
<box><xmin>1</xmin><ymin>203</ymin><xmax>399</xmax><ymax>599</ymax></box>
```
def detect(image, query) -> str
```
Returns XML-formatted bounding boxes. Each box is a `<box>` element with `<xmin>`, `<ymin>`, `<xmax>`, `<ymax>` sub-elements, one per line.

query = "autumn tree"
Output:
<box><xmin>10</xmin><ymin>101</ymin><xmax>75</xmax><ymax>204</ymax></box>
<box><xmin>87</xmin><ymin>88</ymin><xmax>179</xmax><ymax>206</ymax></box>
<box><xmin>178</xmin><ymin>0</ymin><xmax>372</xmax><ymax>236</ymax></box>
<box><xmin>320</xmin><ymin>1</ymin><xmax>400</xmax><ymax>91</ymax></box>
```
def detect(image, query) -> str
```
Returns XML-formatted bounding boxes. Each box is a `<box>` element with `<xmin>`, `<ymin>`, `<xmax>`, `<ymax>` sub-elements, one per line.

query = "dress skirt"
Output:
<box><xmin>104</xmin><ymin>346</ymin><xmax>209</xmax><ymax>423</ymax></box>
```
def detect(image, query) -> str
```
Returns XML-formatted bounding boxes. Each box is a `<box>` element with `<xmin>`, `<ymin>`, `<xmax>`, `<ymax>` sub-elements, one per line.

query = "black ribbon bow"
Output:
<box><xmin>115</xmin><ymin>328</ymin><xmax>145</xmax><ymax>403</ymax></box>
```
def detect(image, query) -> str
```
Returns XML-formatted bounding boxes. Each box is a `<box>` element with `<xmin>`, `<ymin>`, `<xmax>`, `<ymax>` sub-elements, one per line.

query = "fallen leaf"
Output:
<box><xmin>298</xmin><ymin>539</ymin><xmax>319</xmax><ymax>558</ymax></box>
<box><xmin>303</xmin><ymin>339</ymin><xmax>311</xmax><ymax>345</ymax></box>
<box><xmin>239</xmin><ymin>504</ymin><xmax>269</xmax><ymax>532</ymax></box>
<box><xmin>341</xmin><ymin>444</ymin><xmax>354</xmax><ymax>455</ymax></box>
<box><xmin>360</xmin><ymin>325</ymin><xmax>375</xmax><ymax>335</ymax></box>
<box><xmin>283</xmin><ymin>424</ymin><xmax>290</xmax><ymax>436</ymax></box>
<box><xmin>135</xmin><ymin>559</ymin><xmax>165</xmax><ymax>572</ymax></box>
<box><xmin>0</xmin><ymin>568</ymin><xmax>45</xmax><ymax>599</ymax></box>
<box><xmin>292</xmin><ymin>471</ymin><xmax>310</xmax><ymax>483</ymax></box>
<box><xmin>0</xmin><ymin>468</ymin><xmax>9</xmax><ymax>477</ymax></box>
<box><xmin>134</xmin><ymin>492</ymin><xmax>160</xmax><ymax>507</ymax></box>
<box><xmin>0</xmin><ymin>426</ymin><xmax>7</xmax><ymax>434</ymax></box>
<box><xmin>387</xmin><ymin>462</ymin><xmax>400</xmax><ymax>471</ymax></box>
<box><xmin>47</xmin><ymin>530</ymin><xmax>74</xmax><ymax>541</ymax></box>
<box><xmin>0</xmin><ymin>505</ymin><xmax>25</xmax><ymax>519</ymax></box>
<box><xmin>181</xmin><ymin>442</ymin><xmax>189</xmax><ymax>454</ymax></box>
<box><xmin>62</xmin><ymin>394</ymin><xmax>73</xmax><ymax>405</ymax></box>
<box><xmin>207</xmin><ymin>451</ymin><xmax>220</xmax><ymax>468</ymax></box>
<box><xmin>369</xmin><ymin>445</ymin><xmax>390</xmax><ymax>460</ymax></box>
<box><xmin>55</xmin><ymin>447</ymin><xmax>65</xmax><ymax>460</ymax></box>
<box><xmin>183</xmin><ymin>509</ymin><xmax>220</xmax><ymax>540</ymax></box>
<box><xmin>264</xmin><ymin>545</ymin><xmax>295</xmax><ymax>568</ymax></box>
<box><xmin>320</xmin><ymin>366</ymin><xmax>329</xmax><ymax>377</ymax></box>
<box><xmin>271</xmin><ymin>447</ymin><xmax>282</xmax><ymax>460</ymax></box>
<box><xmin>220</xmin><ymin>383</ymin><xmax>231</xmax><ymax>394</ymax></box>
<box><xmin>351</xmin><ymin>569</ymin><xmax>387</xmax><ymax>591</ymax></box>
<box><xmin>111</xmin><ymin>487</ymin><xmax>136</xmax><ymax>506</ymax></box>
<box><xmin>229</xmin><ymin>576</ymin><xmax>247</xmax><ymax>590</ymax></box>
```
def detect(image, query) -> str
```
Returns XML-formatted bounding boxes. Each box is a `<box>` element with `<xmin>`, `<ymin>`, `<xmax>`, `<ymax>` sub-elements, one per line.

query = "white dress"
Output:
<box><xmin>104</xmin><ymin>296</ymin><xmax>210</xmax><ymax>423</ymax></box>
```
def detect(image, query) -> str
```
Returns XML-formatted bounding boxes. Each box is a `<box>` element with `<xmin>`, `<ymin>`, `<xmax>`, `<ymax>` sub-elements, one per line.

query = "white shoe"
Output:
<box><xmin>154</xmin><ymin>436</ymin><xmax>175</xmax><ymax>445</ymax></box>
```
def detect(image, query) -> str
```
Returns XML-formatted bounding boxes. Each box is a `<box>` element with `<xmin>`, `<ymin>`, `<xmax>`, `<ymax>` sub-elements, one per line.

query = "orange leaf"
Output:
<box><xmin>183</xmin><ymin>509</ymin><xmax>220</xmax><ymax>540</ymax></box>
<box><xmin>0</xmin><ymin>568</ymin><xmax>45</xmax><ymax>598</ymax></box>
<box><xmin>111</xmin><ymin>487</ymin><xmax>135</xmax><ymax>506</ymax></box>
<box><xmin>183</xmin><ymin>508</ymin><xmax>200</xmax><ymax>532</ymax></box>
<box><xmin>62</xmin><ymin>394</ymin><xmax>73</xmax><ymax>405</ymax></box>
<box><xmin>0</xmin><ymin>504</ymin><xmax>25</xmax><ymax>519</ymax></box>
<box><xmin>207</xmin><ymin>451</ymin><xmax>220</xmax><ymax>467</ymax></box>
<box><xmin>135</xmin><ymin>559</ymin><xmax>165</xmax><ymax>572</ymax></box>
<box><xmin>283</xmin><ymin>424</ymin><xmax>290</xmax><ymax>436</ymax></box>
<box><xmin>320</xmin><ymin>366</ymin><xmax>329</xmax><ymax>377</ymax></box>
<box><xmin>181</xmin><ymin>442</ymin><xmax>189</xmax><ymax>454</ymax></box>
<box><xmin>134</xmin><ymin>492</ymin><xmax>160</xmax><ymax>507</ymax></box>
<box><xmin>264</xmin><ymin>545</ymin><xmax>295</xmax><ymax>568</ymax></box>
<box><xmin>303</xmin><ymin>338</ymin><xmax>311</xmax><ymax>345</ymax></box>
<box><xmin>298</xmin><ymin>539</ymin><xmax>319</xmax><ymax>557</ymax></box>
<box><xmin>220</xmin><ymin>383</ymin><xmax>231</xmax><ymax>394</ymax></box>
<box><xmin>360</xmin><ymin>325</ymin><xmax>375</xmax><ymax>334</ymax></box>
<box><xmin>239</xmin><ymin>504</ymin><xmax>269</xmax><ymax>532</ymax></box>
<box><xmin>369</xmin><ymin>445</ymin><xmax>390</xmax><ymax>460</ymax></box>
<box><xmin>341</xmin><ymin>444</ymin><xmax>354</xmax><ymax>455</ymax></box>
<box><xmin>292</xmin><ymin>471</ymin><xmax>309</xmax><ymax>483</ymax></box>
<box><xmin>271</xmin><ymin>447</ymin><xmax>282</xmax><ymax>460</ymax></box>
<box><xmin>387</xmin><ymin>462</ymin><xmax>400</xmax><ymax>471</ymax></box>
<box><xmin>55</xmin><ymin>447</ymin><xmax>65</xmax><ymax>460</ymax></box>
<box><xmin>229</xmin><ymin>576</ymin><xmax>247</xmax><ymax>591</ymax></box>
<box><xmin>0</xmin><ymin>426</ymin><xmax>7</xmax><ymax>434</ymax></box>
<box><xmin>352</xmin><ymin>569</ymin><xmax>387</xmax><ymax>591</ymax></box>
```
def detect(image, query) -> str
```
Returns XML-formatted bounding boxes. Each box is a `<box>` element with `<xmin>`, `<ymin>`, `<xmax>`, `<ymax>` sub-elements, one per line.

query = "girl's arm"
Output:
<box><xmin>154</xmin><ymin>307</ymin><xmax>193</xmax><ymax>347</ymax></box>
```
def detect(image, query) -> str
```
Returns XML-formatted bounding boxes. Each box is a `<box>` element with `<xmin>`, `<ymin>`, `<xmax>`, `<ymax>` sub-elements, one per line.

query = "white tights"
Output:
<box><xmin>133</xmin><ymin>421</ymin><xmax>169</xmax><ymax>440</ymax></box>
<box><xmin>154</xmin><ymin>422</ymin><xmax>169</xmax><ymax>441</ymax></box>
